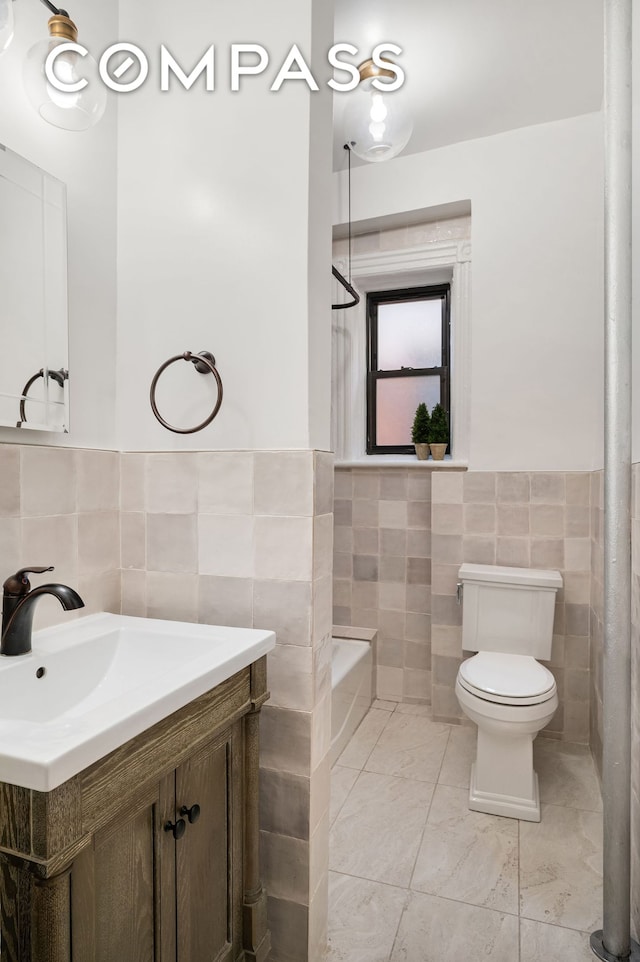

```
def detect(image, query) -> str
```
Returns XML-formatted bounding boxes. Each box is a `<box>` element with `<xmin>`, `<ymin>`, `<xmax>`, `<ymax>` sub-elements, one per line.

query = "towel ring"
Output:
<box><xmin>150</xmin><ymin>351</ymin><xmax>223</xmax><ymax>435</ymax></box>
<box><xmin>19</xmin><ymin>368</ymin><xmax>68</xmax><ymax>425</ymax></box>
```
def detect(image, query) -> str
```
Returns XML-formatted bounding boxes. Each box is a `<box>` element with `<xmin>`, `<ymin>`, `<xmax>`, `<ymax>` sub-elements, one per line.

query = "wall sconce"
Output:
<box><xmin>1</xmin><ymin>0</ymin><xmax>106</xmax><ymax>130</ymax></box>
<box><xmin>342</xmin><ymin>58</ymin><xmax>413</xmax><ymax>163</ymax></box>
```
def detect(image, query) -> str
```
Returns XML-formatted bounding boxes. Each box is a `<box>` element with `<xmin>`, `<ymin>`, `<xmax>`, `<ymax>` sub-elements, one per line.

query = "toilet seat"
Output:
<box><xmin>458</xmin><ymin>652</ymin><xmax>556</xmax><ymax>706</ymax></box>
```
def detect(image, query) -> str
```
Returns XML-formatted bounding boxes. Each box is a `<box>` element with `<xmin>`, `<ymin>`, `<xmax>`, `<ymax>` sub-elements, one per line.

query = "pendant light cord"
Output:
<box><xmin>38</xmin><ymin>0</ymin><xmax>70</xmax><ymax>18</ymax></box>
<box><xmin>345</xmin><ymin>142</ymin><xmax>352</xmax><ymax>284</ymax></box>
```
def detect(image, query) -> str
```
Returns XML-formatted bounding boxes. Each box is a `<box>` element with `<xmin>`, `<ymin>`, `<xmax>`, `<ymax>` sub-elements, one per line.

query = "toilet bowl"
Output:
<box><xmin>455</xmin><ymin>564</ymin><xmax>562</xmax><ymax>822</ymax></box>
<box><xmin>456</xmin><ymin>652</ymin><xmax>557</xmax><ymax>820</ymax></box>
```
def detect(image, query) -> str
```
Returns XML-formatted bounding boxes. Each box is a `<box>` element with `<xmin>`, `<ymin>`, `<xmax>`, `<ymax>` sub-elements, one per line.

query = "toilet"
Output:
<box><xmin>455</xmin><ymin>562</ymin><xmax>562</xmax><ymax>822</ymax></box>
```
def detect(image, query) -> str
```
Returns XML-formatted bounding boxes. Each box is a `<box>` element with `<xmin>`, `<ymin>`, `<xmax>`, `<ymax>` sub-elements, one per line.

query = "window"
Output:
<box><xmin>331</xmin><ymin>236</ymin><xmax>470</xmax><ymax>463</ymax></box>
<box><xmin>366</xmin><ymin>284</ymin><xmax>451</xmax><ymax>454</ymax></box>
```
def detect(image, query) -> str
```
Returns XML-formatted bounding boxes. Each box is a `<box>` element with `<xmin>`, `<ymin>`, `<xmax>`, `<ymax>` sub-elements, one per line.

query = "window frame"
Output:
<box><xmin>366</xmin><ymin>283</ymin><xmax>451</xmax><ymax>455</ymax></box>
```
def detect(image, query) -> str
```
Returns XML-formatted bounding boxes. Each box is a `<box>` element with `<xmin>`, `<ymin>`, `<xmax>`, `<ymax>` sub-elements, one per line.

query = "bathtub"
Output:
<box><xmin>330</xmin><ymin>630</ymin><xmax>375</xmax><ymax>766</ymax></box>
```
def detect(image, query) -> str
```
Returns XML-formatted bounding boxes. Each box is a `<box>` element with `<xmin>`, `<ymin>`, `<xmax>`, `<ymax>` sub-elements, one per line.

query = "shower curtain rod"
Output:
<box><xmin>332</xmin><ymin>143</ymin><xmax>360</xmax><ymax>311</ymax></box>
<box><xmin>332</xmin><ymin>265</ymin><xmax>360</xmax><ymax>310</ymax></box>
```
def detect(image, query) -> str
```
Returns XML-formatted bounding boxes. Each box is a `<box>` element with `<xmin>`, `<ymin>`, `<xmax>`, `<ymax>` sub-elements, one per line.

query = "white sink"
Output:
<box><xmin>0</xmin><ymin>612</ymin><xmax>275</xmax><ymax>792</ymax></box>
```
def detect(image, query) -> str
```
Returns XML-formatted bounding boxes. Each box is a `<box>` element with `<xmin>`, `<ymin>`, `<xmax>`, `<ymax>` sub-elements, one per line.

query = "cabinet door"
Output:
<box><xmin>71</xmin><ymin>776</ymin><xmax>176</xmax><ymax>962</ymax></box>
<box><xmin>175</xmin><ymin>726</ymin><xmax>241</xmax><ymax>962</ymax></box>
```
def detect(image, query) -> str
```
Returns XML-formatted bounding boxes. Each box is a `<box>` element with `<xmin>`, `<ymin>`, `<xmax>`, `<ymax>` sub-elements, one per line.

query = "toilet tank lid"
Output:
<box><xmin>458</xmin><ymin>563</ymin><xmax>562</xmax><ymax>589</ymax></box>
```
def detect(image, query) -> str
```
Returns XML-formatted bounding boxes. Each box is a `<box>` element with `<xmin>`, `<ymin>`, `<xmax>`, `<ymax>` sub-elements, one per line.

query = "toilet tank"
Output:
<box><xmin>458</xmin><ymin>563</ymin><xmax>562</xmax><ymax>659</ymax></box>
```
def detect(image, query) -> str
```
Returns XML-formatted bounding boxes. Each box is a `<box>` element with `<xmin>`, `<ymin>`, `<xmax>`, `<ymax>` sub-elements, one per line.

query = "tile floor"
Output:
<box><xmin>328</xmin><ymin>700</ymin><xmax>603</xmax><ymax>962</ymax></box>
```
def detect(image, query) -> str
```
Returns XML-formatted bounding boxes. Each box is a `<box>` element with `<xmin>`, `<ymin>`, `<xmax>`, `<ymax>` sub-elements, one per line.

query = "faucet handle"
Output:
<box><xmin>3</xmin><ymin>567</ymin><xmax>55</xmax><ymax>596</ymax></box>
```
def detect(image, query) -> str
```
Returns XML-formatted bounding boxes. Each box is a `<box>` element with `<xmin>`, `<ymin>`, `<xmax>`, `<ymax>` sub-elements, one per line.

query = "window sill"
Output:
<box><xmin>335</xmin><ymin>456</ymin><xmax>468</xmax><ymax>470</ymax></box>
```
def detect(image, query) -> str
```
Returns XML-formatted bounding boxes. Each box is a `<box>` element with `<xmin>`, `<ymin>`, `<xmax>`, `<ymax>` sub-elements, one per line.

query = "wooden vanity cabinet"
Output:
<box><xmin>0</xmin><ymin>658</ymin><xmax>270</xmax><ymax>962</ymax></box>
<box><xmin>71</xmin><ymin>727</ymin><xmax>241</xmax><ymax>962</ymax></box>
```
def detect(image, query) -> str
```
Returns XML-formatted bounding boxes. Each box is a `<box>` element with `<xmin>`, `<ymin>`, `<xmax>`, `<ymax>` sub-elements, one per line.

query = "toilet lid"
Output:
<box><xmin>458</xmin><ymin>652</ymin><xmax>555</xmax><ymax>699</ymax></box>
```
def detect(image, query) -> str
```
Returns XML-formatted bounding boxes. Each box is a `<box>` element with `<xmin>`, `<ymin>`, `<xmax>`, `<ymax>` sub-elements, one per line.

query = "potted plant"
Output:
<box><xmin>411</xmin><ymin>403</ymin><xmax>430</xmax><ymax>460</ymax></box>
<box><xmin>428</xmin><ymin>403</ymin><xmax>449</xmax><ymax>460</ymax></box>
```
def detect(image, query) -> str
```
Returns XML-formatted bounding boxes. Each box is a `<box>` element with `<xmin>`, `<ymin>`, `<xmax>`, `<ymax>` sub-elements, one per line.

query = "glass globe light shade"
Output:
<box><xmin>24</xmin><ymin>24</ymin><xmax>106</xmax><ymax>131</ymax></box>
<box><xmin>0</xmin><ymin>0</ymin><xmax>14</xmax><ymax>54</ymax></box>
<box><xmin>342</xmin><ymin>79</ymin><xmax>413</xmax><ymax>163</ymax></box>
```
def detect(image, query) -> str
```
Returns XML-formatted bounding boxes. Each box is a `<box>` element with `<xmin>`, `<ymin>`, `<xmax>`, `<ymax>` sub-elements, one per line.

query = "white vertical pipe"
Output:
<box><xmin>600</xmin><ymin>0</ymin><xmax>633</xmax><ymax>958</ymax></box>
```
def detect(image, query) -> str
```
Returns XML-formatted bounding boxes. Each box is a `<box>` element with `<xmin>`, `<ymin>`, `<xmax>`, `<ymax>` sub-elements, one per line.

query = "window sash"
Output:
<box><xmin>366</xmin><ymin>284</ymin><xmax>451</xmax><ymax>455</ymax></box>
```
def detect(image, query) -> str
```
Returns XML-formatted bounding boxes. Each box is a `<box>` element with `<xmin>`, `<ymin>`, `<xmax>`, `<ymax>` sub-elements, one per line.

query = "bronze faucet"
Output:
<box><xmin>1</xmin><ymin>567</ymin><xmax>85</xmax><ymax>656</ymax></box>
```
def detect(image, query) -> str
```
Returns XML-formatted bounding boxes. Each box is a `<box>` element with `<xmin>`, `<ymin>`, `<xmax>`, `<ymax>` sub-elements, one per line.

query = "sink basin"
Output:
<box><xmin>0</xmin><ymin>612</ymin><xmax>275</xmax><ymax>791</ymax></box>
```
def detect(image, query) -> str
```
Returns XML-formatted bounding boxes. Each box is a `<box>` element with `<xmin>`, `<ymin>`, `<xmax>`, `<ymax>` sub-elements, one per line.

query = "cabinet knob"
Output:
<box><xmin>164</xmin><ymin>818</ymin><xmax>186</xmax><ymax>840</ymax></box>
<box><xmin>180</xmin><ymin>803</ymin><xmax>201</xmax><ymax>824</ymax></box>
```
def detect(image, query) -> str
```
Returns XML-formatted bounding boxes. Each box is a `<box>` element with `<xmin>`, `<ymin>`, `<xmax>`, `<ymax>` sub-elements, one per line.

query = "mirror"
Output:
<box><xmin>0</xmin><ymin>144</ymin><xmax>69</xmax><ymax>433</ymax></box>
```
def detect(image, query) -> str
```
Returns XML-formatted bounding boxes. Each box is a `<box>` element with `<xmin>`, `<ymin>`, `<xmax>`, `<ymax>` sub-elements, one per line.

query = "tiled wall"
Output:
<box><xmin>332</xmin><ymin>467</ymin><xmax>432</xmax><ymax>703</ymax></box>
<box><xmin>1</xmin><ymin>441</ymin><xmax>333</xmax><ymax>962</ymax></box>
<box><xmin>430</xmin><ymin>471</ymin><xmax>591</xmax><ymax>739</ymax></box>
<box><xmin>0</xmin><ymin>444</ymin><xmax>120</xmax><ymax>626</ymax></box>
<box><xmin>119</xmin><ymin>449</ymin><xmax>333</xmax><ymax>962</ymax></box>
<box><xmin>333</xmin><ymin>466</ymin><xmax>593</xmax><ymax>742</ymax></box>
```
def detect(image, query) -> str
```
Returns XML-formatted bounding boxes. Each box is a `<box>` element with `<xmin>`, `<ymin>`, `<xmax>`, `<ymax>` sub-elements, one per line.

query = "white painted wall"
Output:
<box><xmin>307</xmin><ymin>0</ymin><xmax>335</xmax><ymax>451</ymax></box>
<box><xmin>0</xmin><ymin>0</ymin><xmax>118</xmax><ymax>449</ymax></box>
<box><xmin>116</xmin><ymin>0</ymin><xmax>333</xmax><ymax>452</ymax></box>
<box><xmin>334</xmin><ymin>113</ymin><xmax>605</xmax><ymax>471</ymax></box>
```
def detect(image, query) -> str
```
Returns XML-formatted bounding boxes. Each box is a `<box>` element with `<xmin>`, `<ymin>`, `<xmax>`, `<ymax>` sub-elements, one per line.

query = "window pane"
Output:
<box><xmin>376</xmin><ymin>376</ymin><xmax>441</xmax><ymax>447</ymax></box>
<box><xmin>377</xmin><ymin>299</ymin><xmax>442</xmax><ymax>370</ymax></box>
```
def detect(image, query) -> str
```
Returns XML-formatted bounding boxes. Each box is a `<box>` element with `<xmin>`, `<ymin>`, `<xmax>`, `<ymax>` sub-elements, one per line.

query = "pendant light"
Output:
<box><xmin>342</xmin><ymin>59</ymin><xmax>413</xmax><ymax>163</ymax></box>
<box><xmin>23</xmin><ymin>9</ymin><xmax>106</xmax><ymax>131</ymax></box>
<box><xmin>0</xmin><ymin>0</ymin><xmax>13</xmax><ymax>52</ymax></box>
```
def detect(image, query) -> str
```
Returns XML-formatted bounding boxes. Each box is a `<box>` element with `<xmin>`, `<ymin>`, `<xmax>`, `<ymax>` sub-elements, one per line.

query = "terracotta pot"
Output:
<box><xmin>429</xmin><ymin>443</ymin><xmax>448</xmax><ymax>461</ymax></box>
<box><xmin>414</xmin><ymin>443</ymin><xmax>430</xmax><ymax>461</ymax></box>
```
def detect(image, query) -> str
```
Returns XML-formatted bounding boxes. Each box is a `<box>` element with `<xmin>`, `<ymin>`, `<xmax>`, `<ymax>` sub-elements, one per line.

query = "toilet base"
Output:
<box><xmin>469</xmin><ymin>762</ymin><xmax>541</xmax><ymax>822</ymax></box>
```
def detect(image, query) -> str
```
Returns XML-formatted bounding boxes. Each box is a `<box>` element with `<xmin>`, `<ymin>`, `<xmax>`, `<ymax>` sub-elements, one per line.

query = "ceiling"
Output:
<box><xmin>332</xmin><ymin>0</ymin><xmax>604</xmax><ymax>170</ymax></box>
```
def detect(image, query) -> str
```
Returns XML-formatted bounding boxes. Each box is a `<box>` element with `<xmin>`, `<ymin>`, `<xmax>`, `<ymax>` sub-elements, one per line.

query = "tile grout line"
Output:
<box><xmin>335</xmin><ymin>867</ymin><xmax>523</xmax><ymax>920</ymax></box>
<box><xmin>385</xmin><ymin>717</ymin><xmax>451</xmax><ymax>962</ymax></box>
<box><xmin>359</xmin><ymin>706</ymin><xmax>396</xmax><ymax>771</ymax></box>
<box><xmin>406</xmin><ymin>724</ymin><xmax>452</xmax><ymax>893</ymax></box>
<box><xmin>330</xmin><ymin>701</ymin><xmax>603</xmax><ymax>960</ymax></box>
<box><xmin>337</xmin><ymin>767</ymin><xmax>449</xmax><ymax>784</ymax></box>
<box><xmin>328</xmin><ymin>866</ymin><xmax>409</xmax><ymax>962</ymax></box>
<box><xmin>328</xmin><ymin>868</ymin><xmax>411</xmax><ymax>894</ymax></box>
<box><xmin>330</xmin><ymin>705</ymin><xmax>397</xmax><ymax>829</ymax></box>
<box><xmin>518</xmin><ymin>913</ymin><xmax>600</xmax><ymax>936</ymax></box>
<box><xmin>406</xmin><ymin>885</ymin><xmax>522</xmax><ymax>919</ymax></box>
<box><xmin>329</xmin><ymin>766</ymin><xmax>360</xmax><ymax>828</ymax></box>
<box><xmin>331</xmin><ymin>704</ymin><xmax>447</xmax><ymax>962</ymax></box>
<box><xmin>386</xmin><ymin>889</ymin><xmax>410</xmax><ymax>962</ymax></box>
<box><xmin>334</xmin><ymin>707</ymin><xmax>392</xmax><ymax>770</ymax></box>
